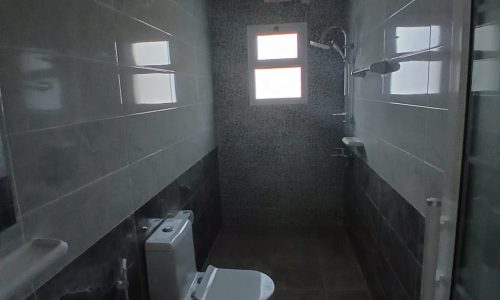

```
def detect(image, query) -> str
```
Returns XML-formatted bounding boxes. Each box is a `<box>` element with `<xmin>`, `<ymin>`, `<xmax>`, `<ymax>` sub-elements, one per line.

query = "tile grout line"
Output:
<box><xmin>7</xmin><ymin>102</ymin><xmax>204</xmax><ymax>136</ymax></box>
<box><xmin>353</xmin><ymin>178</ymin><xmax>422</xmax><ymax>266</ymax></box>
<box><xmin>21</xmin><ymin>128</ymin><xmax>210</xmax><ymax>217</ymax></box>
<box><xmin>351</xmin><ymin>181</ymin><xmax>420</xmax><ymax>299</ymax></box>
<box><xmin>355</xmin><ymin>96</ymin><xmax>449</xmax><ymax>111</ymax></box>
<box><xmin>356</xmin><ymin>127</ymin><xmax>444</xmax><ymax>175</ymax></box>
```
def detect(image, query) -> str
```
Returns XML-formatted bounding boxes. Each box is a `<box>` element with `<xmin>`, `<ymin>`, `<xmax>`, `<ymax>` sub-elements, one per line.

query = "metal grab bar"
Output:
<box><xmin>420</xmin><ymin>198</ymin><xmax>442</xmax><ymax>300</ymax></box>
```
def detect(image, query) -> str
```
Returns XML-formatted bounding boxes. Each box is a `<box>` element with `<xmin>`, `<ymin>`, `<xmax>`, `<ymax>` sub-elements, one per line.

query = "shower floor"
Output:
<box><xmin>204</xmin><ymin>226</ymin><xmax>372</xmax><ymax>300</ymax></box>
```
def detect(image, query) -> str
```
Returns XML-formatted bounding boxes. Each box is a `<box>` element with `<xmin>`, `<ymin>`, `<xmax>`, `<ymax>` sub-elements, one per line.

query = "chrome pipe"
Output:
<box><xmin>351</xmin><ymin>67</ymin><xmax>369</xmax><ymax>76</ymax></box>
<box><xmin>420</xmin><ymin>198</ymin><xmax>442</xmax><ymax>300</ymax></box>
<box><xmin>116</xmin><ymin>258</ymin><xmax>130</xmax><ymax>300</ymax></box>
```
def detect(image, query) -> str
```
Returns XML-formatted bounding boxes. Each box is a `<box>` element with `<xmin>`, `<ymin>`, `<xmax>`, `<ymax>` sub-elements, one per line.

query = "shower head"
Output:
<box><xmin>309</xmin><ymin>25</ymin><xmax>348</xmax><ymax>61</ymax></box>
<box><xmin>320</xmin><ymin>26</ymin><xmax>347</xmax><ymax>45</ymax></box>
<box><xmin>309</xmin><ymin>40</ymin><xmax>331</xmax><ymax>50</ymax></box>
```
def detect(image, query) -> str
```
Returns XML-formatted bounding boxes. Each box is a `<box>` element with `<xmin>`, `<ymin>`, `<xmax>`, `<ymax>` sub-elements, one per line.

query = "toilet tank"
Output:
<box><xmin>145</xmin><ymin>216</ymin><xmax>197</xmax><ymax>300</ymax></box>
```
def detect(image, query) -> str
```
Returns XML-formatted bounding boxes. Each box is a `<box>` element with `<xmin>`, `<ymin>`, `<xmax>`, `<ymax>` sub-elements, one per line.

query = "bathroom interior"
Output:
<box><xmin>0</xmin><ymin>0</ymin><xmax>498</xmax><ymax>299</ymax></box>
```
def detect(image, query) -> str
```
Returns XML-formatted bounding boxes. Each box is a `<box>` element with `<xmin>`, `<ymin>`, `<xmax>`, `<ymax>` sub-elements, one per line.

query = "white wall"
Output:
<box><xmin>0</xmin><ymin>0</ymin><xmax>215</xmax><ymax>297</ymax></box>
<box><xmin>348</xmin><ymin>0</ymin><xmax>460</xmax><ymax>215</ymax></box>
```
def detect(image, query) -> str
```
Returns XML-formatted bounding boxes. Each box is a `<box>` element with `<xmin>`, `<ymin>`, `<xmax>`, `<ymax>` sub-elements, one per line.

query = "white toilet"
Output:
<box><xmin>145</xmin><ymin>211</ymin><xmax>275</xmax><ymax>300</ymax></box>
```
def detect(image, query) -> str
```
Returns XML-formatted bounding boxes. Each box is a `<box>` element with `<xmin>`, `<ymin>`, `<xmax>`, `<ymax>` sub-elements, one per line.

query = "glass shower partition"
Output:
<box><xmin>452</xmin><ymin>0</ymin><xmax>500</xmax><ymax>298</ymax></box>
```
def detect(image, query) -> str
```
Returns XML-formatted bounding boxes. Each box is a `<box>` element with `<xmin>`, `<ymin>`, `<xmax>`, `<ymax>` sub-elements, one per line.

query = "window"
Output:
<box><xmin>247</xmin><ymin>23</ymin><xmax>308</xmax><ymax>105</ymax></box>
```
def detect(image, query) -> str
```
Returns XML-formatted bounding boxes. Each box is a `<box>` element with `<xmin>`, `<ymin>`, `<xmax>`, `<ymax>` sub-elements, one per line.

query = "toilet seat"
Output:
<box><xmin>194</xmin><ymin>265</ymin><xmax>275</xmax><ymax>300</ymax></box>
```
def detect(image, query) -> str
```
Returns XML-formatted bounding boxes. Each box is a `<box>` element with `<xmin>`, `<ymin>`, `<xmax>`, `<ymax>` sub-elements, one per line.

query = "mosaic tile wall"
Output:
<box><xmin>210</xmin><ymin>0</ymin><xmax>348</xmax><ymax>227</ymax></box>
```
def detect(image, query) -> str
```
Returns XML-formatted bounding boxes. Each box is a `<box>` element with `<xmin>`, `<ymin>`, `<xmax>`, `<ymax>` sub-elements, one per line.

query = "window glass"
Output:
<box><xmin>257</xmin><ymin>33</ymin><xmax>298</xmax><ymax>60</ymax></box>
<box><xmin>255</xmin><ymin>67</ymin><xmax>302</xmax><ymax>99</ymax></box>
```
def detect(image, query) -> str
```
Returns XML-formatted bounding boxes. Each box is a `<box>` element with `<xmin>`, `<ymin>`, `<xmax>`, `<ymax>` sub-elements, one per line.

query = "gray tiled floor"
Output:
<box><xmin>204</xmin><ymin>227</ymin><xmax>372</xmax><ymax>300</ymax></box>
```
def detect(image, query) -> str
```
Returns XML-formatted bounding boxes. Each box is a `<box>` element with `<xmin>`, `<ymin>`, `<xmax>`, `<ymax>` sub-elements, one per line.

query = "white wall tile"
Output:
<box><xmin>0</xmin><ymin>0</ymin><xmax>216</xmax><ymax>296</ymax></box>
<box><xmin>350</xmin><ymin>0</ymin><xmax>457</xmax><ymax>216</ymax></box>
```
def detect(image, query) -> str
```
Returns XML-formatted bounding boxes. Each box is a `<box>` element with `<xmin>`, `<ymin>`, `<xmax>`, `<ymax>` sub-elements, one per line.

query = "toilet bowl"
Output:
<box><xmin>145</xmin><ymin>211</ymin><xmax>275</xmax><ymax>300</ymax></box>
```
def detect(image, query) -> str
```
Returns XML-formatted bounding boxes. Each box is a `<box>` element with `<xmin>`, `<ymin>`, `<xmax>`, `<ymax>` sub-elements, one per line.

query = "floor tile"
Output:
<box><xmin>327</xmin><ymin>290</ymin><xmax>372</xmax><ymax>300</ymax></box>
<box><xmin>265</xmin><ymin>259</ymin><xmax>324</xmax><ymax>291</ymax></box>
<box><xmin>320</xmin><ymin>259</ymin><xmax>369</xmax><ymax>292</ymax></box>
<box><xmin>271</xmin><ymin>289</ymin><xmax>327</xmax><ymax>300</ymax></box>
<box><xmin>315</xmin><ymin>235</ymin><xmax>358</xmax><ymax>262</ymax></box>
<box><xmin>267</xmin><ymin>233</ymin><xmax>318</xmax><ymax>260</ymax></box>
<box><xmin>205</xmin><ymin>226</ymin><xmax>372</xmax><ymax>299</ymax></box>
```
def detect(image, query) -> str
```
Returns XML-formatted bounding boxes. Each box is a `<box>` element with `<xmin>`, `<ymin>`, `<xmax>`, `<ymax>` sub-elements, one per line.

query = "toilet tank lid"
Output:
<box><xmin>145</xmin><ymin>218</ymin><xmax>191</xmax><ymax>252</ymax></box>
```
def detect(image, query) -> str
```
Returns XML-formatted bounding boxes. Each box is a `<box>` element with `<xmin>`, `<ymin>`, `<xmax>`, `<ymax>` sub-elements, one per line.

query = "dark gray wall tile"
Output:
<box><xmin>33</xmin><ymin>217</ymin><xmax>143</xmax><ymax>300</ymax></box>
<box><xmin>32</xmin><ymin>149</ymin><xmax>221</xmax><ymax>300</ymax></box>
<box><xmin>379</xmin><ymin>178</ymin><xmax>425</xmax><ymax>262</ymax></box>
<box><xmin>378</xmin><ymin>215</ymin><xmax>421</xmax><ymax>300</ymax></box>
<box><xmin>345</xmin><ymin>156</ymin><xmax>423</xmax><ymax>300</ymax></box>
<box><xmin>22</xmin><ymin>168</ymin><xmax>133</xmax><ymax>287</ymax></box>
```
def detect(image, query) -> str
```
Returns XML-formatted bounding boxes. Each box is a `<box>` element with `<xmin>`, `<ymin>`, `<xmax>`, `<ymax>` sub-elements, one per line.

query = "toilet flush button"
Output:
<box><xmin>162</xmin><ymin>226</ymin><xmax>174</xmax><ymax>233</ymax></box>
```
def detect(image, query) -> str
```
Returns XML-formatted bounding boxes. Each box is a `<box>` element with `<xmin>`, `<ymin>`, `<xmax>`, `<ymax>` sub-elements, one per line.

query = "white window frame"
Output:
<box><xmin>247</xmin><ymin>22</ymin><xmax>308</xmax><ymax>105</ymax></box>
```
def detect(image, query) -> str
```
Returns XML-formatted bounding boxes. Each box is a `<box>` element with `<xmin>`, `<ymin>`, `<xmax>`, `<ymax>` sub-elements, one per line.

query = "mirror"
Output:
<box><xmin>0</xmin><ymin>121</ymin><xmax>16</xmax><ymax>232</ymax></box>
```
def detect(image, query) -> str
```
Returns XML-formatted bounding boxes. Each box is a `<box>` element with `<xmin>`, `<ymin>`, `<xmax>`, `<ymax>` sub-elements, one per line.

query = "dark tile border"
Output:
<box><xmin>33</xmin><ymin>149</ymin><xmax>222</xmax><ymax>300</ymax></box>
<box><xmin>345</xmin><ymin>155</ymin><xmax>424</xmax><ymax>300</ymax></box>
